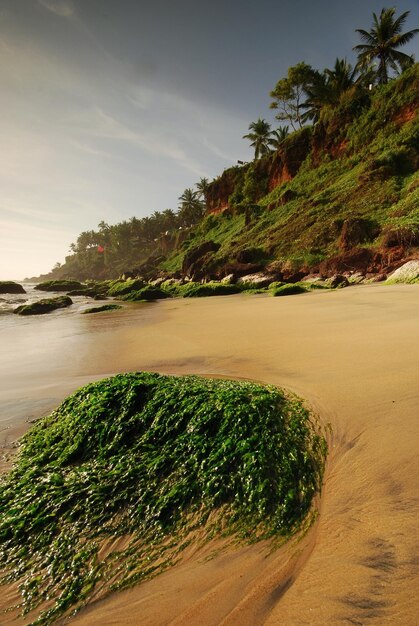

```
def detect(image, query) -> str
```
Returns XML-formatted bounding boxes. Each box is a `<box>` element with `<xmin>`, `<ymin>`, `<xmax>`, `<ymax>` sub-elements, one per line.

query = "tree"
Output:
<box><xmin>302</xmin><ymin>59</ymin><xmax>362</xmax><ymax>122</ymax></box>
<box><xmin>196</xmin><ymin>177</ymin><xmax>210</xmax><ymax>200</ymax></box>
<box><xmin>270</xmin><ymin>62</ymin><xmax>317</xmax><ymax>130</ymax></box>
<box><xmin>269</xmin><ymin>126</ymin><xmax>289</xmax><ymax>151</ymax></box>
<box><xmin>354</xmin><ymin>8</ymin><xmax>418</xmax><ymax>84</ymax></box>
<box><xmin>178</xmin><ymin>188</ymin><xmax>205</xmax><ymax>226</ymax></box>
<box><xmin>243</xmin><ymin>118</ymin><xmax>273</xmax><ymax>159</ymax></box>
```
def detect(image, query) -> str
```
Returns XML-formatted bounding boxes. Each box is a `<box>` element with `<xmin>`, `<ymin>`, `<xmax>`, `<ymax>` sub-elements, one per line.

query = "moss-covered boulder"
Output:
<box><xmin>180</xmin><ymin>282</ymin><xmax>241</xmax><ymax>297</ymax></box>
<box><xmin>107</xmin><ymin>279</ymin><xmax>145</xmax><ymax>296</ymax></box>
<box><xmin>119</xmin><ymin>286</ymin><xmax>171</xmax><ymax>301</ymax></box>
<box><xmin>14</xmin><ymin>296</ymin><xmax>73</xmax><ymax>315</ymax></box>
<box><xmin>271</xmin><ymin>284</ymin><xmax>308</xmax><ymax>297</ymax></box>
<box><xmin>0</xmin><ymin>373</ymin><xmax>326</xmax><ymax>624</ymax></box>
<box><xmin>82</xmin><ymin>304</ymin><xmax>122</xmax><ymax>314</ymax></box>
<box><xmin>34</xmin><ymin>280</ymin><xmax>84</xmax><ymax>292</ymax></box>
<box><xmin>0</xmin><ymin>281</ymin><xmax>26</xmax><ymax>294</ymax></box>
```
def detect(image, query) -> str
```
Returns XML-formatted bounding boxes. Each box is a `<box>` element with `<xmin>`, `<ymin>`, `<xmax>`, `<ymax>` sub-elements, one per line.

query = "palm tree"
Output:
<box><xmin>196</xmin><ymin>177</ymin><xmax>209</xmax><ymax>199</ymax></box>
<box><xmin>269</xmin><ymin>126</ymin><xmax>289</xmax><ymax>151</ymax></box>
<box><xmin>243</xmin><ymin>118</ymin><xmax>273</xmax><ymax>159</ymax></box>
<box><xmin>178</xmin><ymin>188</ymin><xmax>205</xmax><ymax>226</ymax></box>
<box><xmin>354</xmin><ymin>8</ymin><xmax>418</xmax><ymax>84</ymax></box>
<box><xmin>324</xmin><ymin>58</ymin><xmax>359</xmax><ymax>99</ymax></box>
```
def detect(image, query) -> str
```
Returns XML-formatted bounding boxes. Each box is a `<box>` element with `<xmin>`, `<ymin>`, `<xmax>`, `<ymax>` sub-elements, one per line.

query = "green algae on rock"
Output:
<box><xmin>0</xmin><ymin>373</ymin><xmax>326</xmax><ymax>625</ymax></box>
<box><xmin>34</xmin><ymin>280</ymin><xmax>85</xmax><ymax>292</ymax></box>
<box><xmin>13</xmin><ymin>296</ymin><xmax>73</xmax><ymax>316</ymax></box>
<box><xmin>82</xmin><ymin>304</ymin><xmax>123</xmax><ymax>314</ymax></box>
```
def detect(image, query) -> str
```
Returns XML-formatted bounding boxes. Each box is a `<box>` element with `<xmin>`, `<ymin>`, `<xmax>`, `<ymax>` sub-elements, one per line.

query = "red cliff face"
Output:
<box><xmin>206</xmin><ymin>128</ymin><xmax>312</xmax><ymax>214</ymax></box>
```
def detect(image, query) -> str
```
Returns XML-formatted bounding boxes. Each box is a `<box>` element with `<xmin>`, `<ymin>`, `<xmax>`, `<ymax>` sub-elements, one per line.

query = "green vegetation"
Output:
<box><xmin>82</xmin><ymin>304</ymin><xmax>123</xmax><ymax>314</ymax></box>
<box><xmin>107</xmin><ymin>279</ymin><xmax>145</xmax><ymax>296</ymax></box>
<box><xmin>14</xmin><ymin>296</ymin><xmax>73</xmax><ymax>316</ymax></box>
<box><xmin>177</xmin><ymin>282</ymin><xmax>241</xmax><ymax>298</ymax></box>
<box><xmin>40</xmin><ymin>11</ymin><xmax>417</xmax><ymax>284</ymax></box>
<box><xmin>34</xmin><ymin>280</ymin><xmax>85</xmax><ymax>292</ymax></box>
<box><xmin>271</xmin><ymin>284</ymin><xmax>308</xmax><ymax>297</ymax></box>
<box><xmin>354</xmin><ymin>8</ymin><xmax>418</xmax><ymax>84</ymax></box>
<box><xmin>119</xmin><ymin>286</ymin><xmax>171</xmax><ymax>301</ymax></box>
<box><xmin>0</xmin><ymin>373</ymin><xmax>326</xmax><ymax>625</ymax></box>
<box><xmin>243</xmin><ymin>118</ymin><xmax>276</xmax><ymax>159</ymax></box>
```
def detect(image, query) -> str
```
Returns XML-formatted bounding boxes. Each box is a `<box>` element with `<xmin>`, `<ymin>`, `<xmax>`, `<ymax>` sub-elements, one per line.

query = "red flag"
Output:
<box><xmin>97</xmin><ymin>245</ymin><xmax>104</xmax><ymax>253</ymax></box>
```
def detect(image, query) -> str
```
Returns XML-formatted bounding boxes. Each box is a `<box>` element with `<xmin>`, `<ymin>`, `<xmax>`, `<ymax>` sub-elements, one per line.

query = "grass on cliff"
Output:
<box><xmin>0</xmin><ymin>373</ymin><xmax>326</xmax><ymax>625</ymax></box>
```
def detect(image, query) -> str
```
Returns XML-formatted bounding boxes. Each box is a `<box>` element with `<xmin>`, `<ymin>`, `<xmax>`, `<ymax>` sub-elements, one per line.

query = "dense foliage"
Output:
<box><xmin>40</xmin><ymin>10</ymin><xmax>417</xmax><ymax>283</ymax></box>
<box><xmin>0</xmin><ymin>374</ymin><xmax>326</xmax><ymax>624</ymax></box>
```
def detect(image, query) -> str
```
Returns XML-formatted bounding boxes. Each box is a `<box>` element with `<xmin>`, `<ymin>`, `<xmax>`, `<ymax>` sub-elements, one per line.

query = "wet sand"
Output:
<box><xmin>1</xmin><ymin>284</ymin><xmax>418</xmax><ymax>624</ymax></box>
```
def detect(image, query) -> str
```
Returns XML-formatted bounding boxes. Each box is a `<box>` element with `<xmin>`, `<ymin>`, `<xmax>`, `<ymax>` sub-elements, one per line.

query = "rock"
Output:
<box><xmin>236</xmin><ymin>247</ymin><xmax>266</xmax><ymax>264</ymax></box>
<box><xmin>301</xmin><ymin>274</ymin><xmax>324</xmax><ymax>284</ymax></box>
<box><xmin>319</xmin><ymin>248</ymin><xmax>374</xmax><ymax>276</ymax></box>
<box><xmin>34</xmin><ymin>280</ymin><xmax>84</xmax><ymax>292</ymax></box>
<box><xmin>149</xmin><ymin>277</ymin><xmax>167</xmax><ymax>287</ymax></box>
<box><xmin>14</xmin><ymin>296</ymin><xmax>73</xmax><ymax>316</ymax></box>
<box><xmin>107</xmin><ymin>279</ymin><xmax>145</xmax><ymax>296</ymax></box>
<box><xmin>326</xmin><ymin>275</ymin><xmax>349</xmax><ymax>288</ymax></box>
<box><xmin>387</xmin><ymin>260</ymin><xmax>419</xmax><ymax>283</ymax></box>
<box><xmin>271</xmin><ymin>284</ymin><xmax>307</xmax><ymax>297</ymax></box>
<box><xmin>237</xmin><ymin>273</ymin><xmax>276</xmax><ymax>288</ymax></box>
<box><xmin>382</xmin><ymin>226</ymin><xmax>419</xmax><ymax>249</ymax></box>
<box><xmin>369</xmin><ymin>273</ymin><xmax>387</xmax><ymax>282</ymax></box>
<box><xmin>221</xmin><ymin>274</ymin><xmax>235</xmax><ymax>284</ymax></box>
<box><xmin>182</xmin><ymin>241</ymin><xmax>221</xmax><ymax>279</ymax></box>
<box><xmin>0</xmin><ymin>281</ymin><xmax>26</xmax><ymax>294</ymax></box>
<box><xmin>221</xmin><ymin>262</ymin><xmax>264</xmax><ymax>280</ymax></box>
<box><xmin>82</xmin><ymin>304</ymin><xmax>122</xmax><ymax>314</ymax></box>
<box><xmin>339</xmin><ymin>218</ymin><xmax>380</xmax><ymax>252</ymax></box>
<box><xmin>346</xmin><ymin>272</ymin><xmax>365</xmax><ymax>285</ymax></box>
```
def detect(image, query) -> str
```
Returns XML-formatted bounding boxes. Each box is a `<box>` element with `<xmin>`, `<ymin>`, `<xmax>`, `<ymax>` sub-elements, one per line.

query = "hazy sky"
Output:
<box><xmin>1</xmin><ymin>0</ymin><xmax>418</xmax><ymax>279</ymax></box>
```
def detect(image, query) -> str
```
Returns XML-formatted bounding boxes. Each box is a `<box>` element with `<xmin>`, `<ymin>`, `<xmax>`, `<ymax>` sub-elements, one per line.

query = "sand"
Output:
<box><xmin>1</xmin><ymin>284</ymin><xmax>418</xmax><ymax>625</ymax></box>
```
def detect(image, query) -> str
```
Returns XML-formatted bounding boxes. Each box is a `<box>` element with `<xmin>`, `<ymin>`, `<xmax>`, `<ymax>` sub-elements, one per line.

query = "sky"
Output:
<box><xmin>0</xmin><ymin>0</ymin><xmax>418</xmax><ymax>279</ymax></box>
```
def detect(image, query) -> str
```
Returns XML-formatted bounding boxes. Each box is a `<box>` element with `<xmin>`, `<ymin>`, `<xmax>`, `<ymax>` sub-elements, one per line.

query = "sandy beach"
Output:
<box><xmin>1</xmin><ymin>284</ymin><xmax>418</xmax><ymax>625</ymax></box>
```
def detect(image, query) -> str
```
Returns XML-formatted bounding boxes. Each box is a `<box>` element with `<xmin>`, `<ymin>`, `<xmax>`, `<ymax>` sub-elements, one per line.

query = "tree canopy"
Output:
<box><xmin>354</xmin><ymin>8</ymin><xmax>418</xmax><ymax>84</ymax></box>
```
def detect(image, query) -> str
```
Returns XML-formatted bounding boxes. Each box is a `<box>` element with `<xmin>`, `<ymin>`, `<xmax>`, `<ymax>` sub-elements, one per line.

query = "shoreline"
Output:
<box><xmin>1</xmin><ymin>284</ymin><xmax>419</xmax><ymax>624</ymax></box>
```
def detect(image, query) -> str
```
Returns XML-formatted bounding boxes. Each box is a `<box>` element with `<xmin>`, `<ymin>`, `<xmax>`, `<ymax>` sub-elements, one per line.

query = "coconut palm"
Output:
<box><xmin>325</xmin><ymin>58</ymin><xmax>360</xmax><ymax>97</ymax></box>
<box><xmin>269</xmin><ymin>126</ymin><xmax>289</xmax><ymax>151</ymax></box>
<box><xmin>195</xmin><ymin>177</ymin><xmax>210</xmax><ymax>200</ymax></box>
<box><xmin>353</xmin><ymin>8</ymin><xmax>418</xmax><ymax>84</ymax></box>
<box><xmin>178</xmin><ymin>188</ymin><xmax>205</xmax><ymax>226</ymax></box>
<box><xmin>243</xmin><ymin>118</ymin><xmax>273</xmax><ymax>159</ymax></box>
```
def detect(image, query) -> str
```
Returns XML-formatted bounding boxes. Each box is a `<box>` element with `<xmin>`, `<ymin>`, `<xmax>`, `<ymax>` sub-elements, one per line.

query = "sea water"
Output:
<box><xmin>0</xmin><ymin>284</ymin><xmax>158</xmax><ymax>434</ymax></box>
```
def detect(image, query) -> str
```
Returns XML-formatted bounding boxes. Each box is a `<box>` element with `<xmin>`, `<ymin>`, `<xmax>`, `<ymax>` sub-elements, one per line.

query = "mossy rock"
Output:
<box><xmin>107</xmin><ymin>279</ymin><xmax>146</xmax><ymax>296</ymax></box>
<box><xmin>271</xmin><ymin>284</ymin><xmax>308</xmax><ymax>297</ymax></box>
<box><xmin>14</xmin><ymin>296</ymin><xmax>73</xmax><ymax>315</ymax></box>
<box><xmin>82</xmin><ymin>304</ymin><xmax>123</xmax><ymax>314</ymax></box>
<box><xmin>181</xmin><ymin>282</ymin><xmax>241</xmax><ymax>298</ymax></box>
<box><xmin>0</xmin><ymin>373</ymin><xmax>326</xmax><ymax>624</ymax></box>
<box><xmin>34</xmin><ymin>280</ymin><xmax>84</xmax><ymax>292</ymax></box>
<box><xmin>0</xmin><ymin>281</ymin><xmax>26</xmax><ymax>294</ymax></box>
<box><xmin>119</xmin><ymin>286</ymin><xmax>171</xmax><ymax>301</ymax></box>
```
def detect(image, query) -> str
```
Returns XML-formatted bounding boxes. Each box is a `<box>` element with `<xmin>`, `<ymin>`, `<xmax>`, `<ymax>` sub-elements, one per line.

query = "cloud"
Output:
<box><xmin>38</xmin><ymin>0</ymin><xmax>75</xmax><ymax>18</ymax></box>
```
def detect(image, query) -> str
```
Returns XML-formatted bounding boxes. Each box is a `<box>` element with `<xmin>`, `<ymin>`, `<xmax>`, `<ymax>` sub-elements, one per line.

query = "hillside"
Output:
<box><xmin>45</xmin><ymin>64</ymin><xmax>418</xmax><ymax>284</ymax></box>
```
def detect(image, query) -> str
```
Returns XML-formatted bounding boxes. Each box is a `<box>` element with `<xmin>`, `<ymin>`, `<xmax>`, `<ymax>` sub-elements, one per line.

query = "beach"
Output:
<box><xmin>1</xmin><ymin>284</ymin><xmax>418</xmax><ymax>624</ymax></box>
